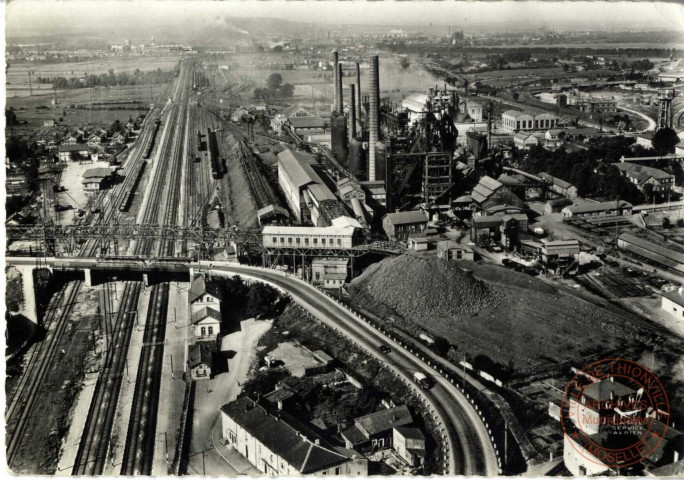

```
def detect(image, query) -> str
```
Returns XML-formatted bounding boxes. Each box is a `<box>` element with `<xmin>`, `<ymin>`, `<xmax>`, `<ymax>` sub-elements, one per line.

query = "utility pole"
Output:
<box><xmin>28</xmin><ymin>71</ymin><xmax>33</xmax><ymax>96</ymax></box>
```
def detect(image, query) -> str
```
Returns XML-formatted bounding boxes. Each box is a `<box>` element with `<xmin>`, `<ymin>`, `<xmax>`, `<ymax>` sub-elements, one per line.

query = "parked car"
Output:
<box><xmin>90</xmin><ymin>206</ymin><xmax>101</xmax><ymax>214</ymax></box>
<box><xmin>54</xmin><ymin>204</ymin><xmax>71</xmax><ymax>212</ymax></box>
<box><xmin>379</xmin><ymin>345</ymin><xmax>392</xmax><ymax>354</ymax></box>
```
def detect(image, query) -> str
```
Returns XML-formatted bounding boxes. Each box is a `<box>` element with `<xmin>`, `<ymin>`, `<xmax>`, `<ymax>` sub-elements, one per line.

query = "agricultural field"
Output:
<box><xmin>7</xmin><ymin>56</ymin><xmax>180</xmax><ymax>95</ymax></box>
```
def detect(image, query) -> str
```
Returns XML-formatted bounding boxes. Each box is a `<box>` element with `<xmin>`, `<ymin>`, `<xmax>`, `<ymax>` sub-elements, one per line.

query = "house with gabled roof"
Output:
<box><xmin>221</xmin><ymin>396</ymin><xmax>368</xmax><ymax>475</ymax></box>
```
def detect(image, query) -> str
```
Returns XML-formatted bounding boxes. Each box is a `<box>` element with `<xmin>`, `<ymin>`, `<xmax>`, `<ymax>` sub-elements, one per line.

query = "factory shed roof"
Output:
<box><xmin>221</xmin><ymin>397</ymin><xmax>354</xmax><ymax>474</ymax></box>
<box><xmin>383</xmin><ymin>210</ymin><xmax>428</xmax><ymax>226</ymax></box>
<box><xmin>565</xmin><ymin>200</ymin><xmax>632</xmax><ymax>215</ymax></box>
<box><xmin>618</xmin><ymin>233</ymin><xmax>684</xmax><ymax>265</ymax></box>
<box><xmin>331</xmin><ymin>216</ymin><xmax>363</xmax><ymax>229</ymax></box>
<box><xmin>281</xmin><ymin>105</ymin><xmax>313</xmax><ymax>118</ymax></box>
<box><xmin>289</xmin><ymin>116</ymin><xmax>326</xmax><ymax>129</ymax></box>
<box><xmin>83</xmin><ymin>167</ymin><xmax>113</xmax><ymax>179</ymax></box>
<box><xmin>613</xmin><ymin>163</ymin><xmax>674</xmax><ymax>184</ymax></box>
<box><xmin>548</xmin><ymin>198</ymin><xmax>574</xmax><ymax>207</ymax></box>
<box><xmin>307</xmin><ymin>183</ymin><xmax>337</xmax><ymax>202</ymax></box>
<box><xmin>539</xmin><ymin>172</ymin><xmax>574</xmax><ymax>190</ymax></box>
<box><xmin>471</xmin><ymin>175</ymin><xmax>503</xmax><ymax>204</ymax></box>
<box><xmin>502</xmin><ymin>109</ymin><xmax>524</xmax><ymax>118</ymax></box>
<box><xmin>278</xmin><ymin>149</ymin><xmax>319</xmax><ymax>188</ymax></box>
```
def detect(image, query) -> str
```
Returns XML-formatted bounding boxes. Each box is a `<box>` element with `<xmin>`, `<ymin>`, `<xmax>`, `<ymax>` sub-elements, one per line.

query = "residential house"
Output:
<box><xmin>43</xmin><ymin>119</ymin><xmax>55</xmax><ymax>127</ymax></box>
<box><xmin>311</xmin><ymin>257</ymin><xmax>348</xmax><ymax>288</ymax></box>
<box><xmin>58</xmin><ymin>144</ymin><xmax>90</xmax><ymax>162</ymax></box>
<box><xmin>189</xmin><ymin>274</ymin><xmax>222</xmax><ymax>314</ymax></box>
<box><xmin>662</xmin><ymin>287</ymin><xmax>684</xmax><ymax>319</ymax></box>
<box><xmin>393</xmin><ymin>427</ymin><xmax>426</xmax><ymax>468</ymax></box>
<box><xmin>221</xmin><ymin>396</ymin><xmax>368</xmax><ymax>475</ymax></box>
<box><xmin>636</xmin><ymin>131</ymin><xmax>655</xmax><ymax>149</ymax></box>
<box><xmin>437</xmin><ymin>240</ymin><xmax>474</xmax><ymax>261</ymax></box>
<box><xmin>513</xmin><ymin>132</ymin><xmax>543</xmax><ymax>150</ymax></box>
<box><xmin>191</xmin><ymin>306</ymin><xmax>221</xmax><ymax>339</ymax></box>
<box><xmin>381</xmin><ymin>211</ymin><xmax>428</xmax><ymax>242</ymax></box>
<box><xmin>613</xmin><ymin>162</ymin><xmax>674</xmax><ymax>199</ymax></box>
<box><xmin>341</xmin><ymin>405</ymin><xmax>413</xmax><ymax>451</ymax></box>
<box><xmin>187</xmin><ymin>341</ymin><xmax>217</xmax><ymax>381</ymax></box>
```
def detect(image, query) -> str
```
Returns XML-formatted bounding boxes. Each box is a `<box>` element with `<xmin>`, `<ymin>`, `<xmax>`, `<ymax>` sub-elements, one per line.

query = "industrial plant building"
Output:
<box><xmin>561</xmin><ymin>200</ymin><xmax>633</xmax><ymax>218</ymax></box>
<box><xmin>501</xmin><ymin>110</ymin><xmax>558</xmax><ymax>133</ymax></box>
<box><xmin>613</xmin><ymin>162</ymin><xmax>674</xmax><ymax>198</ymax></box>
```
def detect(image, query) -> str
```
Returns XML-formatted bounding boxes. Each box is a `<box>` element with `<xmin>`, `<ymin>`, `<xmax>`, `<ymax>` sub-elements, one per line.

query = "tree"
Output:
<box><xmin>280</xmin><ymin>83</ymin><xmax>295</xmax><ymax>98</ymax></box>
<box><xmin>663</xmin><ymin>217</ymin><xmax>672</xmax><ymax>229</ymax></box>
<box><xmin>400</xmin><ymin>57</ymin><xmax>410</xmax><ymax>70</ymax></box>
<box><xmin>652</xmin><ymin>128</ymin><xmax>679</xmax><ymax>156</ymax></box>
<box><xmin>267</xmin><ymin>73</ymin><xmax>283</xmax><ymax>92</ymax></box>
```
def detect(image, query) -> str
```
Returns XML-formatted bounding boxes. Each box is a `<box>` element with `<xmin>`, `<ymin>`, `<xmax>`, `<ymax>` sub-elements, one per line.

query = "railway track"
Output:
<box><xmin>6</xmin><ymin>281</ymin><xmax>83</xmax><ymax>467</ymax></box>
<box><xmin>118</xmin><ymin>60</ymin><xmax>190</xmax><ymax>476</ymax></box>
<box><xmin>70</xmin><ymin>62</ymin><xmax>188</xmax><ymax>475</ymax></box>
<box><xmin>71</xmin><ymin>281</ymin><xmax>143</xmax><ymax>475</ymax></box>
<box><xmin>119</xmin><ymin>283</ymin><xmax>169</xmax><ymax>475</ymax></box>
<box><xmin>236</xmin><ymin>139</ymin><xmax>274</xmax><ymax>209</ymax></box>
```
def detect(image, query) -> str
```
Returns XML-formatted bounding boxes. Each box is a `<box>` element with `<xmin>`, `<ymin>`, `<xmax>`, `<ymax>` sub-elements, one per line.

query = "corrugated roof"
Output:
<box><xmin>307</xmin><ymin>183</ymin><xmax>336</xmax><ymax>202</ymax></box>
<box><xmin>281</xmin><ymin>105</ymin><xmax>312</xmax><ymax>119</ymax></box>
<box><xmin>355</xmin><ymin>405</ymin><xmax>413</xmax><ymax>437</ymax></box>
<box><xmin>289</xmin><ymin>116</ymin><xmax>325</xmax><ymax>129</ymax></box>
<box><xmin>278</xmin><ymin>149</ymin><xmax>319</xmax><ymax>189</ymax></box>
<box><xmin>565</xmin><ymin>200</ymin><xmax>632</xmax><ymax>214</ymax></box>
<box><xmin>383</xmin><ymin>210</ymin><xmax>428</xmax><ymax>226</ymax></box>
<box><xmin>221</xmin><ymin>397</ymin><xmax>353</xmax><ymax>473</ymax></box>
<box><xmin>191</xmin><ymin>306</ymin><xmax>222</xmax><ymax>325</ymax></box>
<box><xmin>618</xmin><ymin>233</ymin><xmax>684</xmax><ymax>266</ymax></box>
<box><xmin>539</xmin><ymin>172</ymin><xmax>574</xmax><ymax>190</ymax></box>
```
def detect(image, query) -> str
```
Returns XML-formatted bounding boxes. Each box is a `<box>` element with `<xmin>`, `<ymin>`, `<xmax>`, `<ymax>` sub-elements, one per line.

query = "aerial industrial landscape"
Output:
<box><xmin>4</xmin><ymin>1</ymin><xmax>684</xmax><ymax>476</ymax></box>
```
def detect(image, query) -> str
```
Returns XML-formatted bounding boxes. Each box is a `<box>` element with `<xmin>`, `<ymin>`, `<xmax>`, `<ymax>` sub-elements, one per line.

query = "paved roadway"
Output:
<box><xmin>204</xmin><ymin>262</ymin><xmax>500</xmax><ymax>476</ymax></box>
<box><xmin>6</xmin><ymin>256</ymin><xmax>499</xmax><ymax>475</ymax></box>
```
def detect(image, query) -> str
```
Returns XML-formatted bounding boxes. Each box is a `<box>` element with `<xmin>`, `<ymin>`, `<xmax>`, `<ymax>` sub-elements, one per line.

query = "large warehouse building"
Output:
<box><xmin>617</xmin><ymin>232</ymin><xmax>684</xmax><ymax>274</ymax></box>
<box><xmin>277</xmin><ymin>149</ymin><xmax>349</xmax><ymax>226</ymax></box>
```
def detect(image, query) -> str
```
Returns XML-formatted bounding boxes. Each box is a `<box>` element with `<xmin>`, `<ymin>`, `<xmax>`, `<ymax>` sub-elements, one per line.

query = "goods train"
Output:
<box><xmin>207</xmin><ymin>128</ymin><xmax>227</xmax><ymax>179</ymax></box>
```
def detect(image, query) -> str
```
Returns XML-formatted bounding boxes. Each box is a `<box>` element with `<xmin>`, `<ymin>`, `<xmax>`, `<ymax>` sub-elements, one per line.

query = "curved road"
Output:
<box><xmin>617</xmin><ymin>105</ymin><xmax>657</xmax><ymax>133</ymax></box>
<box><xmin>4</xmin><ymin>256</ymin><xmax>500</xmax><ymax>475</ymax></box>
<box><xmin>205</xmin><ymin>262</ymin><xmax>500</xmax><ymax>476</ymax></box>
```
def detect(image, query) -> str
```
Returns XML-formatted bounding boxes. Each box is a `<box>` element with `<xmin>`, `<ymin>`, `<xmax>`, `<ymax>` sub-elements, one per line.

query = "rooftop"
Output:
<box><xmin>221</xmin><ymin>396</ymin><xmax>356</xmax><ymax>474</ymax></box>
<box><xmin>187</xmin><ymin>341</ymin><xmax>216</xmax><ymax>369</ymax></box>
<box><xmin>355</xmin><ymin>405</ymin><xmax>413</xmax><ymax>437</ymax></box>
<box><xmin>383</xmin><ymin>210</ymin><xmax>428</xmax><ymax>226</ymax></box>
<box><xmin>82</xmin><ymin>167</ymin><xmax>113</xmax><ymax>179</ymax></box>
<box><xmin>278</xmin><ymin>149</ymin><xmax>319</xmax><ymax>189</ymax></box>
<box><xmin>564</xmin><ymin>200</ymin><xmax>632</xmax><ymax>214</ymax></box>
<box><xmin>191</xmin><ymin>306</ymin><xmax>222</xmax><ymax>325</ymax></box>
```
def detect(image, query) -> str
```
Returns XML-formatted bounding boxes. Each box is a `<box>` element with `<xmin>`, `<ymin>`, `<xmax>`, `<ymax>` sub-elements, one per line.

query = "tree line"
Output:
<box><xmin>35</xmin><ymin>68</ymin><xmax>174</xmax><ymax>89</ymax></box>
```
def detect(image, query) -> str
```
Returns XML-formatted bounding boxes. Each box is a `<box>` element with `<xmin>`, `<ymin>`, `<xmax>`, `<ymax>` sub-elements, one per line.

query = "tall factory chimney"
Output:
<box><xmin>356</xmin><ymin>62</ymin><xmax>362</xmax><ymax>121</ymax></box>
<box><xmin>368</xmin><ymin>55</ymin><xmax>380</xmax><ymax>181</ymax></box>
<box><xmin>349</xmin><ymin>84</ymin><xmax>357</xmax><ymax>140</ymax></box>
<box><xmin>336</xmin><ymin>63</ymin><xmax>344</xmax><ymax>115</ymax></box>
<box><xmin>332</xmin><ymin>51</ymin><xmax>339</xmax><ymax>112</ymax></box>
<box><xmin>331</xmin><ymin>57</ymin><xmax>348</xmax><ymax>165</ymax></box>
<box><xmin>487</xmin><ymin>102</ymin><xmax>493</xmax><ymax>150</ymax></box>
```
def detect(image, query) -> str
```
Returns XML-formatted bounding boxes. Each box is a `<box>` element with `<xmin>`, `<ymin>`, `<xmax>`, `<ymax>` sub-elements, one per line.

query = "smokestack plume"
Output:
<box><xmin>336</xmin><ymin>63</ymin><xmax>344</xmax><ymax>115</ymax></box>
<box><xmin>356</xmin><ymin>62</ymin><xmax>362</xmax><ymax>120</ymax></box>
<box><xmin>332</xmin><ymin>51</ymin><xmax>339</xmax><ymax>113</ymax></box>
<box><xmin>369</xmin><ymin>55</ymin><xmax>380</xmax><ymax>181</ymax></box>
<box><xmin>350</xmin><ymin>84</ymin><xmax>357</xmax><ymax>140</ymax></box>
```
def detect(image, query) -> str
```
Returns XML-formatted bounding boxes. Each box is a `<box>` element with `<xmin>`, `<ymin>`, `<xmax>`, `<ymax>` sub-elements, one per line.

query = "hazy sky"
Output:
<box><xmin>6</xmin><ymin>1</ymin><xmax>684</xmax><ymax>35</ymax></box>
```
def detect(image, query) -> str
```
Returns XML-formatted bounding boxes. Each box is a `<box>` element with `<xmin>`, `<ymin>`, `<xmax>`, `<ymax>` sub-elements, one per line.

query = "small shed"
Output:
<box><xmin>408</xmin><ymin>237</ymin><xmax>430</xmax><ymax>252</ymax></box>
<box><xmin>187</xmin><ymin>341</ymin><xmax>217</xmax><ymax>381</ymax></box>
<box><xmin>437</xmin><ymin>240</ymin><xmax>474</xmax><ymax>261</ymax></box>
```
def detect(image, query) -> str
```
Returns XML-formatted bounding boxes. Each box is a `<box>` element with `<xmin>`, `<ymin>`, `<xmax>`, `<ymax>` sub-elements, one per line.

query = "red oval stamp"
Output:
<box><xmin>560</xmin><ymin>358</ymin><xmax>670</xmax><ymax>472</ymax></box>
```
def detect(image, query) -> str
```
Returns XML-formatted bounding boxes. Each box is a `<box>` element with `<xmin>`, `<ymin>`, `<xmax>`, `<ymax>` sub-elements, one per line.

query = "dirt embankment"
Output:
<box><xmin>347</xmin><ymin>255</ymin><xmax>654</xmax><ymax>372</ymax></box>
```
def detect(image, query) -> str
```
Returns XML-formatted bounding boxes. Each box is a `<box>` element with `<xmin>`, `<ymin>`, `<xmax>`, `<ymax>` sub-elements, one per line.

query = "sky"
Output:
<box><xmin>5</xmin><ymin>1</ymin><xmax>684</xmax><ymax>36</ymax></box>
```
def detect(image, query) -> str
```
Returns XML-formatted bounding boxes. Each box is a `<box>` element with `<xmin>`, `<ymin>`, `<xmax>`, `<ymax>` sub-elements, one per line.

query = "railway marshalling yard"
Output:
<box><xmin>6</xmin><ymin>53</ymin><xmax>684</xmax><ymax>477</ymax></box>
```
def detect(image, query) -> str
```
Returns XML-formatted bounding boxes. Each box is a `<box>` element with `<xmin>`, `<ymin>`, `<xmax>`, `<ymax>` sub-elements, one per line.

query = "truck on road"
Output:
<box><xmin>413</xmin><ymin>371</ymin><xmax>434</xmax><ymax>390</ymax></box>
